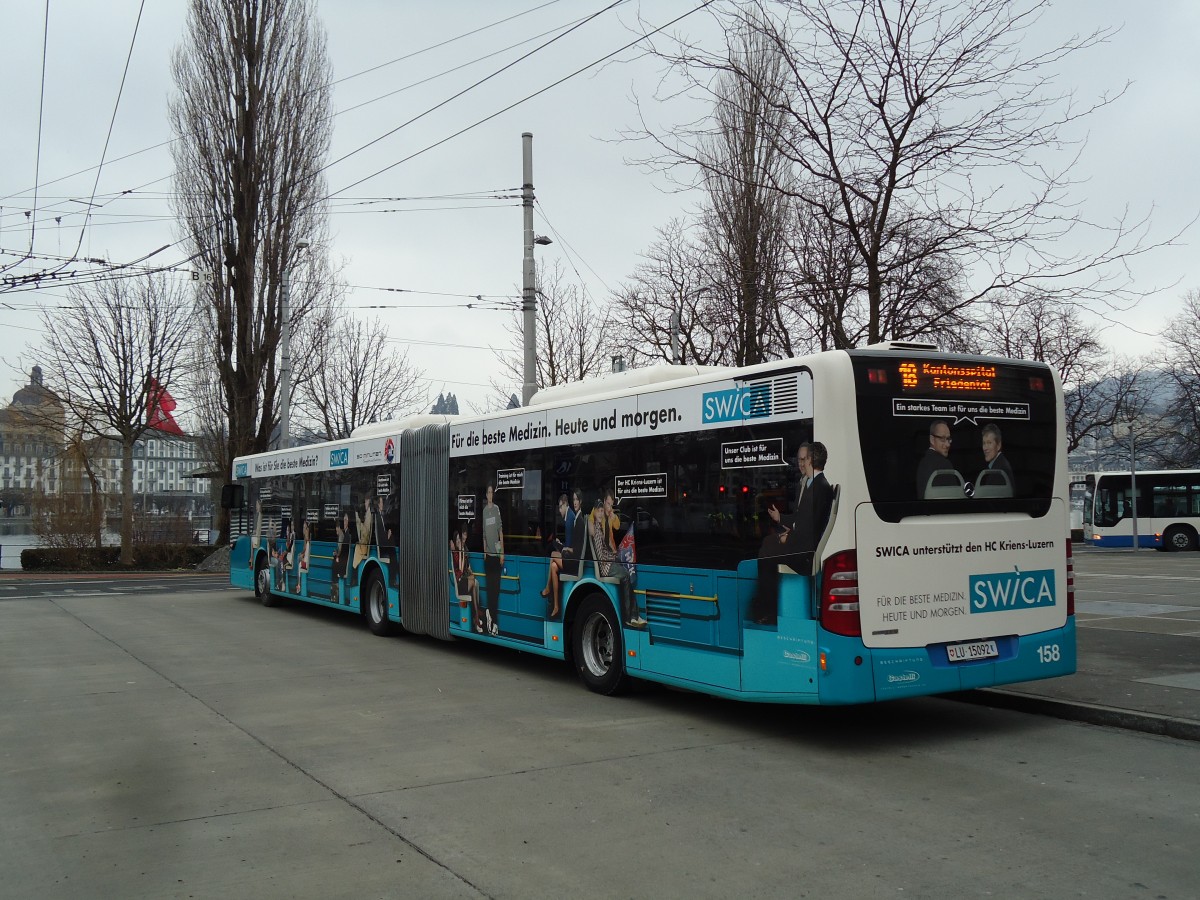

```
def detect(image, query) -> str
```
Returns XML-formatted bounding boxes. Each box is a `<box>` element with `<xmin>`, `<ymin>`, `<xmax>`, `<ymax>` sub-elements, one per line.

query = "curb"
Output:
<box><xmin>947</xmin><ymin>689</ymin><xmax>1200</xmax><ymax>743</ymax></box>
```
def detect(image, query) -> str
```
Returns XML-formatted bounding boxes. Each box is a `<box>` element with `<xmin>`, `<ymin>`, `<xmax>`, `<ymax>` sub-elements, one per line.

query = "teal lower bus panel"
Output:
<box><xmin>230</xmin><ymin>536</ymin><xmax>254</xmax><ymax>592</ymax></box>
<box><xmin>636</xmin><ymin>634</ymin><xmax>741</xmax><ymax>692</ymax></box>
<box><xmin>842</xmin><ymin>618</ymin><xmax>1078</xmax><ymax>703</ymax></box>
<box><xmin>740</xmin><ymin>621</ymin><xmax>820</xmax><ymax>696</ymax></box>
<box><xmin>816</xmin><ymin>632</ymin><xmax>879</xmax><ymax>704</ymax></box>
<box><xmin>870</xmin><ymin>645</ymin><xmax>962</xmax><ymax>700</ymax></box>
<box><xmin>993</xmin><ymin>618</ymin><xmax>1076</xmax><ymax>685</ymax></box>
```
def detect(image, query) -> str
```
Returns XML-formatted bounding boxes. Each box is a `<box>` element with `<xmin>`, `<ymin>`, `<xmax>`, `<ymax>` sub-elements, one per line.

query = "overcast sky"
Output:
<box><xmin>1</xmin><ymin>0</ymin><xmax>1197</xmax><ymax>422</ymax></box>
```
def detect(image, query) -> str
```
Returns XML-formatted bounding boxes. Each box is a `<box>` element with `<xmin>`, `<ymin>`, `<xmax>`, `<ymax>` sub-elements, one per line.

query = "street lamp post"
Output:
<box><xmin>1125</xmin><ymin>388</ymin><xmax>1140</xmax><ymax>552</ymax></box>
<box><xmin>1129</xmin><ymin>422</ymin><xmax>1139</xmax><ymax>553</ymax></box>
<box><xmin>279</xmin><ymin>238</ymin><xmax>309</xmax><ymax>449</ymax></box>
<box><xmin>520</xmin><ymin>134</ymin><xmax>555</xmax><ymax>406</ymax></box>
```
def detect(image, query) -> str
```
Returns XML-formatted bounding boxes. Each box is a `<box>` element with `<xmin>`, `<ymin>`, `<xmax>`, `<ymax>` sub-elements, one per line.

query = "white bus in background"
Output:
<box><xmin>1083</xmin><ymin>470</ymin><xmax>1200</xmax><ymax>551</ymax></box>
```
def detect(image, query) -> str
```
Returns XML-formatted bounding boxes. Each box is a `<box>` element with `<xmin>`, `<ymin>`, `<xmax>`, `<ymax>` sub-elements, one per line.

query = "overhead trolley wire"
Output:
<box><xmin>320</xmin><ymin>0</ymin><xmax>628</xmax><ymax>178</ymax></box>
<box><xmin>326</xmin><ymin>0</ymin><xmax>716</xmax><ymax>200</ymax></box>
<box><xmin>55</xmin><ymin>0</ymin><xmax>147</xmax><ymax>272</ymax></box>
<box><xmin>1</xmin><ymin>0</ymin><xmax>52</xmax><ymax>278</ymax></box>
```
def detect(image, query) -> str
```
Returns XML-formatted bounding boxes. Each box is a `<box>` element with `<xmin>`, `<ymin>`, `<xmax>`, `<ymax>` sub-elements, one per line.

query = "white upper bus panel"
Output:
<box><xmin>450</xmin><ymin>365</ymin><xmax>813</xmax><ymax>458</ymax></box>
<box><xmin>528</xmin><ymin>363</ymin><xmax>726</xmax><ymax>407</ymax></box>
<box><xmin>351</xmin><ymin>414</ymin><xmax>455</xmax><ymax>439</ymax></box>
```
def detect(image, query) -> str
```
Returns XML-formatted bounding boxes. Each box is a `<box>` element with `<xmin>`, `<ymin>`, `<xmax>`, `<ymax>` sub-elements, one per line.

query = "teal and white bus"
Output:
<box><xmin>1083</xmin><ymin>469</ymin><xmax>1200</xmax><ymax>551</ymax></box>
<box><xmin>227</xmin><ymin>343</ymin><xmax>1075</xmax><ymax>704</ymax></box>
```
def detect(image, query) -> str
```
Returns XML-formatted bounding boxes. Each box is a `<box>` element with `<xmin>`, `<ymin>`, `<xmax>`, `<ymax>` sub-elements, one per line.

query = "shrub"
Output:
<box><xmin>20</xmin><ymin>544</ymin><xmax>211</xmax><ymax>571</ymax></box>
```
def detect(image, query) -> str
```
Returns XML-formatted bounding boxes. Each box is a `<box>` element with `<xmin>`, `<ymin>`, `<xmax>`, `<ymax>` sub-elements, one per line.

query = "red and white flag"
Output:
<box><xmin>146</xmin><ymin>377</ymin><xmax>185</xmax><ymax>436</ymax></box>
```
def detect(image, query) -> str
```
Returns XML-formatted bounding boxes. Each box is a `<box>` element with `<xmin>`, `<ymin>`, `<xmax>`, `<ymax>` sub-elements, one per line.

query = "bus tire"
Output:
<box><xmin>363</xmin><ymin>572</ymin><xmax>395</xmax><ymax>636</ymax></box>
<box><xmin>1163</xmin><ymin>525</ymin><xmax>1198</xmax><ymax>552</ymax></box>
<box><xmin>255</xmin><ymin>555</ymin><xmax>278</xmax><ymax>607</ymax></box>
<box><xmin>572</xmin><ymin>594</ymin><xmax>632</xmax><ymax>696</ymax></box>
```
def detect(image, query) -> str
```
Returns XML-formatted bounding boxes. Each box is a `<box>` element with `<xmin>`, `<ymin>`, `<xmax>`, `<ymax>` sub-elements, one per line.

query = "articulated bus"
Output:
<box><xmin>1083</xmin><ymin>470</ymin><xmax>1200</xmax><ymax>551</ymax></box>
<box><xmin>227</xmin><ymin>343</ymin><xmax>1075</xmax><ymax>704</ymax></box>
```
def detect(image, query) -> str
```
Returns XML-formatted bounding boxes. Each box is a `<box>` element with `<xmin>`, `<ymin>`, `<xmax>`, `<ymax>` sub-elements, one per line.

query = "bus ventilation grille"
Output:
<box><xmin>751</xmin><ymin>374</ymin><xmax>799</xmax><ymax>415</ymax></box>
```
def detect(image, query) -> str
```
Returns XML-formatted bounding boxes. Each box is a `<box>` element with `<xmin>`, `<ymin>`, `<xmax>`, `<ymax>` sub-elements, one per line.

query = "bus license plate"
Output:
<box><xmin>946</xmin><ymin>640</ymin><xmax>998</xmax><ymax>663</ymax></box>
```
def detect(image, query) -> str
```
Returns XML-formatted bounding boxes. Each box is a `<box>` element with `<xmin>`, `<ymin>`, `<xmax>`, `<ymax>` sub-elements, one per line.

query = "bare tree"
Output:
<box><xmin>624</xmin><ymin>16</ymin><xmax>800</xmax><ymax>364</ymax></box>
<box><xmin>695</xmin><ymin>18</ymin><xmax>796</xmax><ymax>365</ymax></box>
<box><xmin>609</xmin><ymin>219</ymin><xmax>731</xmax><ymax>366</ymax></box>
<box><xmin>1158</xmin><ymin>290</ymin><xmax>1200</xmax><ymax>467</ymax></box>
<box><xmin>294</xmin><ymin>311</ymin><xmax>425</xmax><ymax>440</ymax></box>
<box><xmin>497</xmin><ymin>260</ymin><xmax>609</xmax><ymax>397</ymax></box>
<box><xmin>169</xmin><ymin>0</ymin><xmax>334</xmax><ymax>541</ymax></box>
<box><xmin>37</xmin><ymin>274</ymin><xmax>192</xmax><ymax>564</ymax></box>
<box><xmin>637</xmin><ymin>0</ymin><xmax>1169</xmax><ymax>348</ymax></box>
<box><xmin>970</xmin><ymin>293</ymin><xmax>1136</xmax><ymax>452</ymax></box>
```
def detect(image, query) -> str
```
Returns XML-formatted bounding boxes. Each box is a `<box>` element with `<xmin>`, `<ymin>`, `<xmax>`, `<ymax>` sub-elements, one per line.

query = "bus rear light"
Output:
<box><xmin>1065</xmin><ymin>539</ymin><xmax>1075</xmax><ymax>616</ymax></box>
<box><xmin>821</xmin><ymin>550</ymin><xmax>861</xmax><ymax>637</ymax></box>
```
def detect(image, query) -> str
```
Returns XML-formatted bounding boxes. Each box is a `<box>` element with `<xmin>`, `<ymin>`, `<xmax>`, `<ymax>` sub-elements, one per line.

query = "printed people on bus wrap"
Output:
<box><xmin>352</xmin><ymin>495</ymin><xmax>373</xmax><ymax>585</ymax></box>
<box><xmin>563</xmin><ymin>490</ymin><xmax>586</xmax><ymax>573</ymax></box>
<box><xmin>591</xmin><ymin>489</ymin><xmax>644</xmax><ymax>628</ymax></box>
<box><xmin>748</xmin><ymin>497</ymin><xmax>789</xmax><ymax>624</ymax></box>
<box><xmin>297</xmin><ymin>520</ymin><xmax>311</xmax><ymax>595</ymax></box>
<box><xmin>451</xmin><ymin>527</ymin><xmax>483</xmax><ymax>632</ymax></box>
<box><xmin>333</xmin><ymin>513</ymin><xmax>352</xmax><ymax>604</ymax></box>
<box><xmin>271</xmin><ymin>521</ymin><xmax>289</xmax><ymax>590</ymax></box>
<box><xmin>249</xmin><ymin>499</ymin><xmax>262</xmax><ymax>568</ymax></box>
<box><xmin>749</xmin><ymin>442</ymin><xmax>834</xmax><ymax>625</ymax></box>
<box><xmin>916</xmin><ymin>420</ymin><xmax>957</xmax><ymax>498</ymax></box>
<box><xmin>278</xmin><ymin>522</ymin><xmax>295</xmax><ymax>591</ymax></box>
<box><xmin>481</xmin><ymin>485</ymin><xmax>504</xmax><ymax>636</ymax></box>
<box><xmin>376</xmin><ymin>496</ymin><xmax>399</xmax><ymax>588</ymax></box>
<box><xmin>977</xmin><ymin>423</ymin><xmax>1015</xmax><ymax>494</ymax></box>
<box><xmin>541</xmin><ymin>493</ymin><xmax>571</xmax><ymax>618</ymax></box>
<box><xmin>792</xmin><ymin>441</ymin><xmax>833</xmax><ymax>553</ymax></box>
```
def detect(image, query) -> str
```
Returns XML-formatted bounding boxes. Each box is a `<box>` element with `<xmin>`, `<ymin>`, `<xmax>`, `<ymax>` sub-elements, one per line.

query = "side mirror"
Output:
<box><xmin>220</xmin><ymin>483</ymin><xmax>245</xmax><ymax>509</ymax></box>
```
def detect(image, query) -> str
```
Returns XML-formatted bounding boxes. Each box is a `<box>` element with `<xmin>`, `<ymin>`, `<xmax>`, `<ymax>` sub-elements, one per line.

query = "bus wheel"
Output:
<box><xmin>572</xmin><ymin>595</ymin><xmax>632</xmax><ymax>696</ymax></box>
<box><xmin>1163</xmin><ymin>526</ymin><xmax>1198</xmax><ymax>552</ymax></box>
<box><xmin>364</xmin><ymin>573</ymin><xmax>395</xmax><ymax>636</ymax></box>
<box><xmin>255</xmin><ymin>556</ymin><xmax>278</xmax><ymax>607</ymax></box>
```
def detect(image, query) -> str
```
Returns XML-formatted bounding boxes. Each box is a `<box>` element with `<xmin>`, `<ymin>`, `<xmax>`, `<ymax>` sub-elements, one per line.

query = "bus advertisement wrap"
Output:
<box><xmin>228</xmin><ymin>352</ymin><xmax>1074</xmax><ymax>707</ymax></box>
<box><xmin>854</xmin><ymin>499</ymin><xmax>1068</xmax><ymax>648</ymax></box>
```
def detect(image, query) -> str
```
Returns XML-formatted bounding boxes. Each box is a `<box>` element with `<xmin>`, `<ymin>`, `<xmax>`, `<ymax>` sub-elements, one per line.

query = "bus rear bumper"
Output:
<box><xmin>818</xmin><ymin>618</ymin><xmax>1077</xmax><ymax>704</ymax></box>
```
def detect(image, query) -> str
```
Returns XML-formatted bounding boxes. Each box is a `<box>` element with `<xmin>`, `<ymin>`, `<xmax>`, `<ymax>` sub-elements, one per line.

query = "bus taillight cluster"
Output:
<box><xmin>821</xmin><ymin>550</ymin><xmax>861</xmax><ymax>637</ymax></box>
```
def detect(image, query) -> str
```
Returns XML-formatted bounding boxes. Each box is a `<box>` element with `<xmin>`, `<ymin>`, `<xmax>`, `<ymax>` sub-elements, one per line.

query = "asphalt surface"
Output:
<box><xmin>952</xmin><ymin>544</ymin><xmax>1200</xmax><ymax>741</ymax></box>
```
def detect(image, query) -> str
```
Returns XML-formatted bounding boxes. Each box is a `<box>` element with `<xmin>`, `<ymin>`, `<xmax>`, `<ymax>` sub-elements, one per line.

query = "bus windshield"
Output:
<box><xmin>850</xmin><ymin>352</ymin><xmax>1058</xmax><ymax>521</ymax></box>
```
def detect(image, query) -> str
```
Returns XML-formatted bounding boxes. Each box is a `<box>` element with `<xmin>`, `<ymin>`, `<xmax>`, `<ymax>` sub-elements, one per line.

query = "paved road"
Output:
<box><xmin>1</xmin><ymin>559</ymin><xmax>1197</xmax><ymax>899</ymax></box>
<box><xmin>0</xmin><ymin>572</ymin><xmax>228</xmax><ymax>600</ymax></box>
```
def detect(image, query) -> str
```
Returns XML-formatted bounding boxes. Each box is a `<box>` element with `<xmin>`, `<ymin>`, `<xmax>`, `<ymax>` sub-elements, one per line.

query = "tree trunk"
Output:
<box><xmin>121</xmin><ymin>438</ymin><xmax>135</xmax><ymax>566</ymax></box>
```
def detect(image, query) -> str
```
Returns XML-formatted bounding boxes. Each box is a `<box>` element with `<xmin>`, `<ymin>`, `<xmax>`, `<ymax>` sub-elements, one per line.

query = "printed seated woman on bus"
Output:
<box><xmin>332</xmin><ymin>512</ymin><xmax>352</xmax><ymax>604</ymax></box>
<box><xmin>352</xmin><ymin>495</ymin><xmax>374</xmax><ymax>580</ymax></box>
<box><xmin>590</xmin><ymin>488</ymin><xmax>645</xmax><ymax>628</ymax></box>
<box><xmin>249</xmin><ymin>499</ymin><xmax>262</xmax><ymax>569</ymax></box>
<box><xmin>296</xmin><ymin>520</ymin><xmax>311</xmax><ymax>594</ymax></box>
<box><xmin>540</xmin><ymin>492</ymin><xmax>575</xmax><ymax>618</ymax></box>
<box><xmin>273</xmin><ymin>521</ymin><xmax>294</xmax><ymax>591</ymax></box>
<box><xmin>451</xmin><ymin>526</ymin><xmax>483</xmax><ymax>632</ymax></box>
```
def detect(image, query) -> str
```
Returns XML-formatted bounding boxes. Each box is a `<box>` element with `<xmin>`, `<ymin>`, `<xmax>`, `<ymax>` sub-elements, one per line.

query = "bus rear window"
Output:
<box><xmin>850</xmin><ymin>353</ymin><xmax>1058</xmax><ymax>521</ymax></box>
